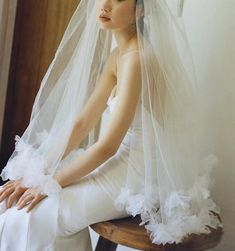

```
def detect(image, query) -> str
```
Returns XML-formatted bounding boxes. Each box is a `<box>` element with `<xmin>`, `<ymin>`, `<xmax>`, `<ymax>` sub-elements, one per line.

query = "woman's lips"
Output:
<box><xmin>99</xmin><ymin>16</ymin><xmax>111</xmax><ymax>22</ymax></box>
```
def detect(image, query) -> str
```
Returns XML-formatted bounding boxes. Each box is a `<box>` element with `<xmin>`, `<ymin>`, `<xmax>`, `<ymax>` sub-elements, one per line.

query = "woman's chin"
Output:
<box><xmin>97</xmin><ymin>19</ymin><xmax>115</xmax><ymax>30</ymax></box>
<box><xmin>98</xmin><ymin>24</ymin><xmax>113</xmax><ymax>31</ymax></box>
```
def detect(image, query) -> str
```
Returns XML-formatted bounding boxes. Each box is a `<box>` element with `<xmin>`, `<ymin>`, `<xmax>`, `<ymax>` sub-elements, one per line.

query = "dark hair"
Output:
<box><xmin>136</xmin><ymin>0</ymin><xmax>144</xmax><ymax>34</ymax></box>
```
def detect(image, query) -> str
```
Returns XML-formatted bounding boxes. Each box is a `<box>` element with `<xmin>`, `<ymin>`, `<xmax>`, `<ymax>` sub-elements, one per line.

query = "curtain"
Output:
<box><xmin>0</xmin><ymin>0</ymin><xmax>17</xmax><ymax>144</ymax></box>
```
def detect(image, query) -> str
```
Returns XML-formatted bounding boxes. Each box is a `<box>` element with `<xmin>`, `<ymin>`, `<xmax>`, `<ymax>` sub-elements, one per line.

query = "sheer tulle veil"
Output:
<box><xmin>0</xmin><ymin>0</ymin><xmax>223</xmax><ymax>245</ymax></box>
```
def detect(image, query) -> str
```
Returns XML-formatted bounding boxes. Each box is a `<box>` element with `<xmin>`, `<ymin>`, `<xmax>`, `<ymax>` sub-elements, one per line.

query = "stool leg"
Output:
<box><xmin>95</xmin><ymin>235</ymin><xmax>118</xmax><ymax>251</ymax></box>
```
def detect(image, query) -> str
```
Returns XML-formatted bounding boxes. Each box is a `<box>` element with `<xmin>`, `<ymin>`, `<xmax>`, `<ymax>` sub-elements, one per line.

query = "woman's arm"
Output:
<box><xmin>61</xmin><ymin>49</ymin><xmax>118</xmax><ymax>160</ymax></box>
<box><xmin>54</xmin><ymin>51</ymin><xmax>141</xmax><ymax>188</ymax></box>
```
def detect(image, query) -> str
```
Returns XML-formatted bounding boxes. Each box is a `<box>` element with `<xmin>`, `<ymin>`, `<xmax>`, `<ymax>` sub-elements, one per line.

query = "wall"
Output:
<box><xmin>183</xmin><ymin>1</ymin><xmax>235</xmax><ymax>250</ymax></box>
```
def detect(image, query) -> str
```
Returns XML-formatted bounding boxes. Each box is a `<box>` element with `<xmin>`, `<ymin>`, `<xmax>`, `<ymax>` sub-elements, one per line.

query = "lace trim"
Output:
<box><xmin>114</xmin><ymin>154</ymin><xmax>223</xmax><ymax>245</ymax></box>
<box><xmin>0</xmin><ymin>135</ymin><xmax>62</xmax><ymax>196</ymax></box>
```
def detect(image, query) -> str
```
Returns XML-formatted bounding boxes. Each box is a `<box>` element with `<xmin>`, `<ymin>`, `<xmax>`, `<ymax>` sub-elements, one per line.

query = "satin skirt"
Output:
<box><xmin>0</xmin><ymin>145</ymin><xmax>132</xmax><ymax>251</ymax></box>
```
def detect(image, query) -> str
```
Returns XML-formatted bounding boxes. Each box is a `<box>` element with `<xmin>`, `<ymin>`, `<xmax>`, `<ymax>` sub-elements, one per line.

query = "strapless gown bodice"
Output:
<box><xmin>106</xmin><ymin>95</ymin><xmax>142</xmax><ymax>151</ymax></box>
<box><xmin>106</xmin><ymin>95</ymin><xmax>119</xmax><ymax>113</ymax></box>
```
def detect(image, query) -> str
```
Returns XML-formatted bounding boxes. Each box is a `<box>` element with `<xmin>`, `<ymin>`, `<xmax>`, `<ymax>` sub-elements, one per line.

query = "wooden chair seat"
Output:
<box><xmin>90</xmin><ymin>212</ymin><xmax>223</xmax><ymax>251</ymax></box>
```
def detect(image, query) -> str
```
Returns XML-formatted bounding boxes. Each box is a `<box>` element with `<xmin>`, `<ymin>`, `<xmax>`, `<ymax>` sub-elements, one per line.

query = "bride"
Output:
<box><xmin>0</xmin><ymin>0</ymin><xmax>222</xmax><ymax>250</ymax></box>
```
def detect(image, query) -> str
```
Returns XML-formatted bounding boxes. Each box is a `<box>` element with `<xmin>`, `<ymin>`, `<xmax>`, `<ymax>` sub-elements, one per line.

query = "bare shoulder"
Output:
<box><xmin>119</xmin><ymin>50</ymin><xmax>140</xmax><ymax>70</ymax></box>
<box><xmin>118</xmin><ymin>50</ymin><xmax>141</xmax><ymax>84</ymax></box>
<box><xmin>107</xmin><ymin>47</ymin><xmax>140</xmax><ymax>76</ymax></box>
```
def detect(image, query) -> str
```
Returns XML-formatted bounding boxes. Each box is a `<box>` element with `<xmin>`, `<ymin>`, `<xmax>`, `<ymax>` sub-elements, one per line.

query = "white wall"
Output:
<box><xmin>183</xmin><ymin>1</ymin><xmax>235</xmax><ymax>250</ymax></box>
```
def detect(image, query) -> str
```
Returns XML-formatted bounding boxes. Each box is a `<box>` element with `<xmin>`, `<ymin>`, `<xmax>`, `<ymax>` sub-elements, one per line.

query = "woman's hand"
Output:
<box><xmin>16</xmin><ymin>187</ymin><xmax>47</xmax><ymax>213</ymax></box>
<box><xmin>0</xmin><ymin>178</ymin><xmax>28</xmax><ymax>208</ymax></box>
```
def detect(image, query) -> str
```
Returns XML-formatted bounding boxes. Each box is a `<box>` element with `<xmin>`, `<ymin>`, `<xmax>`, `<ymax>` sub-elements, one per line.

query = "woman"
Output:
<box><xmin>0</xmin><ymin>0</ymin><xmax>222</xmax><ymax>250</ymax></box>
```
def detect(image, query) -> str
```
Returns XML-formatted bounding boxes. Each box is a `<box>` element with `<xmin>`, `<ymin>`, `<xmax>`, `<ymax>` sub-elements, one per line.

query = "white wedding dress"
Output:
<box><xmin>0</xmin><ymin>94</ymin><xmax>144</xmax><ymax>251</ymax></box>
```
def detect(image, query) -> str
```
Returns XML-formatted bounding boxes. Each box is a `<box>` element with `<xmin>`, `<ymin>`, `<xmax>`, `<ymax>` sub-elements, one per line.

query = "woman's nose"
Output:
<box><xmin>100</xmin><ymin>0</ymin><xmax>112</xmax><ymax>12</ymax></box>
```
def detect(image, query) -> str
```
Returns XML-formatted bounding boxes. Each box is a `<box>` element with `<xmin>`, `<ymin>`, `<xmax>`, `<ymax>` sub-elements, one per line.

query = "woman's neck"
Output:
<box><xmin>112</xmin><ymin>24</ymin><xmax>138</xmax><ymax>55</ymax></box>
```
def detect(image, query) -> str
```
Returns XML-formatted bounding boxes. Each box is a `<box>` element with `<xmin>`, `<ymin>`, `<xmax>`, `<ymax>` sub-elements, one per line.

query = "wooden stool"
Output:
<box><xmin>90</xmin><ymin>212</ymin><xmax>223</xmax><ymax>251</ymax></box>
